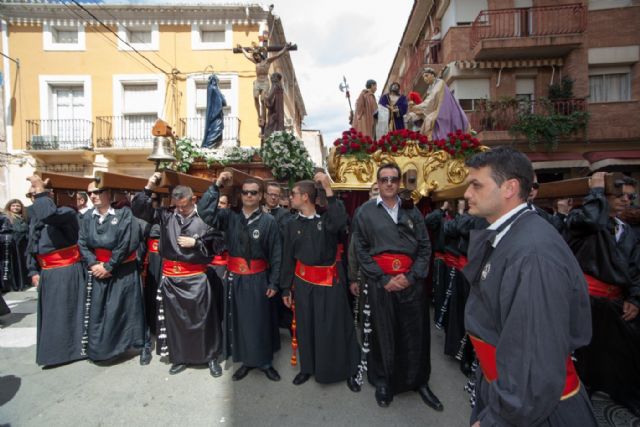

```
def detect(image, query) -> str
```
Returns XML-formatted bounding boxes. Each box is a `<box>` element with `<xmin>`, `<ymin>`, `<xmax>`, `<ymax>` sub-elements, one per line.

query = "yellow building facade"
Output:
<box><xmin>0</xmin><ymin>1</ymin><xmax>306</xmax><ymax>201</ymax></box>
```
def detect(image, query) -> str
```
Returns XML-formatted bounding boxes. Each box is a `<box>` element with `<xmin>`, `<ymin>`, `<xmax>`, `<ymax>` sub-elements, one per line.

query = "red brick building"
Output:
<box><xmin>385</xmin><ymin>0</ymin><xmax>640</xmax><ymax>181</ymax></box>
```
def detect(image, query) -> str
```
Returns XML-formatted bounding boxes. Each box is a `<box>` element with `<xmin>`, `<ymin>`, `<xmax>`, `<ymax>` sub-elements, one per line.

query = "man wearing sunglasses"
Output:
<box><xmin>352</xmin><ymin>164</ymin><xmax>442</xmax><ymax>410</ymax></box>
<box><xmin>210</xmin><ymin>172</ymin><xmax>282</xmax><ymax>383</ymax></box>
<box><xmin>25</xmin><ymin>175</ymin><xmax>86</xmax><ymax>368</ymax></box>
<box><xmin>527</xmin><ymin>174</ymin><xmax>565</xmax><ymax>232</ymax></box>
<box><xmin>133</xmin><ymin>173</ymin><xmax>225</xmax><ymax>378</ymax></box>
<box><xmin>79</xmin><ymin>182</ymin><xmax>147</xmax><ymax>365</ymax></box>
<box><xmin>565</xmin><ymin>172</ymin><xmax>640</xmax><ymax>416</ymax></box>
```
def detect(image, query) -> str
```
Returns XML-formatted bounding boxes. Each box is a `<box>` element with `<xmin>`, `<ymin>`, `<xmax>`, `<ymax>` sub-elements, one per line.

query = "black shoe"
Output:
<box><xmin>262</xmin><ymin>367</ymin><xmax>281</xmax><ymax>382</ymax></box>
<box><xmin>292</xmin><ymin>373</ymin><xmax>311</xmax><ymax>385</ymax></box>
<box><xmin>139</xmin><ymin>348</ymin><xmax>152</xmax><ymax>366</ymax></box>
<box><xmin>232</xmin><ymin>365</ymin><xmax>253</xmax><ymax>381</ymax></box>
<box><xmin>346</xmin><ymin>376</ymin><xmax>361</xmax><ymax>392</ymax></box>
<box><xmin>208</xmin><ymin>359</ymin><xmax>222</xmax><ymax>378</ymax></box>
<box><xmin>417</xmin><ymin>385</ymin><xmax>444</xmax><ymax>411</ymax></box>
<box><xmin>169</xmin><ymin>364</ymin><xmax>187</xmax><ymax>375</ymax></box>
<box><xmin>375</xmin><ymin>385</ymin><xmax>392</xmax><ymax>407</ymax></box>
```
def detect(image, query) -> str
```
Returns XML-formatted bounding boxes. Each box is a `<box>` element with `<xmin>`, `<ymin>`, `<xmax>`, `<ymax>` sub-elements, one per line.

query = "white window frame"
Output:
<box><xmin>588</xmin><ymin>66</ymin><xmax>632</xmax><ymax>103</ymax></box>
<box><xmin>39</xmin><ymin>75</ymin><xmax>92</xmax><ymax>121</ymax></box>
<box><xmin>43</xmin><ymin>23</ymin><xmax>86</xmax><ymax>51</ymax></box>
<box><xmin>117</xmin><ymin>23</ymin><xmax>159</xmax><ymax>51</ymax></box>
<box><xmin>191</xmin><ymin>23</ymin><xmax>232</xmax><ymax>50</ymax></box>
<box><xmin>112</xmin><ymin>74</ymin><xmax>165</xmax><ymax>119</ymax></box>
<box><xmin>186</xmin><ymin>73</ymin><xmax>238</xmax><ymax>118</ymax></box>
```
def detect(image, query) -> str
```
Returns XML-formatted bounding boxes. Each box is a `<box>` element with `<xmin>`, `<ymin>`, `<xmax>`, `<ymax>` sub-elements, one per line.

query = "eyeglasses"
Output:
<box><xmin>532</xmin><ymin>182</ymin><xmax>540</xmax><ymax>190</ymax></box>
<box><xmin>617</xmin><ymin>192</ymin><xmax>637</xmax><ymax>201</ymax></box>
<box><xmin>378</xmin><ymin>176</ymin><xmax>400</xmax><ymax>184</ymax></box>
<box><xmin>88</xmin><ymin>189</ymin><xmax>106</xmax><ymax>196</ymax></box>
<box><xmin>241</xmin><ymin>190</ymin><xmax>259</xmax><ymax>196</ymax></box>
<box><xmin>266</xmin><ymin>193</ymin><xmax>280</xmax><ymax>198</ymax></box>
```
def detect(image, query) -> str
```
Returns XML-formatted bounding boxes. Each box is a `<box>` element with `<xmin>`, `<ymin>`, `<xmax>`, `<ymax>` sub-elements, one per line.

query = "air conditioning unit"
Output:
<box><xmin>30</xmin><ymin>135</ymin><xmax>59</xmax><ymax>150</ymax></box>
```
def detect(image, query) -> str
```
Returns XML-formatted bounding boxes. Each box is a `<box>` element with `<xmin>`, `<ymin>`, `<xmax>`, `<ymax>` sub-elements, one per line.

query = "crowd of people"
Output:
<box><xmin>1</xmin><ymin>145</ymin><xmax>639</xmax><ymax>425</ymax></box>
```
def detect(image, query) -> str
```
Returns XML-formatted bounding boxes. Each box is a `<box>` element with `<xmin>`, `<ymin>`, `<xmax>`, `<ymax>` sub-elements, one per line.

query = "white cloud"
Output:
<box><xmin>101</xmin><ymin>0</ymin><xmax>414</xmax><ymax>145</ymax></box>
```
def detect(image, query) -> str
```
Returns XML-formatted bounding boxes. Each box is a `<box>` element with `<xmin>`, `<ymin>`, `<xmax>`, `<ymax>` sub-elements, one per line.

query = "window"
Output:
<box><xmin>456</xmin><ymin>0</ymin><xmax>488</xmax><ymax>25</ymax></box>
<box><xmin>120</xmin><ymin>84</ymin><xmax>158</xmax><ymax>147</ymax></box>
<box><xmin>191</xmin><ymin>24</ymin><xmax>232</xmax><ymax>50</ymax></box>
<box><xmin>43</xmin><ymin>24</ymin><xmax>85</xmax><ymax>51</ymax></box>
<box><xmin>589</xmin><ymin>68</ymin><xmax>631</xmax><ymax>102</ymax></box>
<box><xmin>451</xmin><ymin>79</ymin><xmax>490</xmax><ymax>111</ymax></box>
<box><xmin>117</xmin><ymin>24</ymin><xmax>159</xmax><ymax>51</ymax></box>
<box><xmin>516</xmin><ymin>78</ymin><xmax>535</xmax><ymax>112</ymax></box>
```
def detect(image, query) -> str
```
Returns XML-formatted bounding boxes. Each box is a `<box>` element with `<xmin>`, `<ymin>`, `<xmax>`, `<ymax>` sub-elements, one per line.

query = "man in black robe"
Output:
<box><xmin>133</xmin><ymin>175</ymin><xmax>224</xmax><ymax>377</ymax></box>
<box><xmin>352</xmin><ymin>164</ymin><xmax>442</xmax><ymax>410</ymax></box>
<box><xmin>26</xmin><ymin>176</ymin><xmax>86</xmax><ymax>367</ymax></box>
<box><xmin>565</xmin><ymin>172</ymin><xmax>640</xmax><ymax>416</ymax></box>
<box><xmin>462</xmin><ymin>147</ymin><xmax>596</xmax><ymax>426</ymax></box>
<box><xmin>280</xmin><ymin>174</ymin><xmax>360</xmax><ymax>390</ymax></box>
<box><xmin>210</xmin><ymin>172</ymin><xmax>282</xmax><ymax>382</ymax></box>
<box><xmin>79</xmin><ymin>182</ymin><xmax>147</xmax><ymax>364</ymax></box>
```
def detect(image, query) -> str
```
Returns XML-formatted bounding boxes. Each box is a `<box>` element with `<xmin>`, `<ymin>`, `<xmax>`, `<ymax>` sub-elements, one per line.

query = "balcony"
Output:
<box><xmin>178</xmin><ymin>116</ymin><xmax>241</xmax><ymax>148</ymax></box>
<box><xmin>26</xmin><ymin>119</ymin><xmax>95</xmax><ymax>163</ymax></box>
<box><xmin>468</xmin><ymin>98</ymin><xmax>587</xmax><ymax>144</ymax></box>
<box><xmin>470</xmin><ymin>4</ymin><xmax>586</xmax><ymax>60</ymax></box>
<box><xmin>96</xmin><ymin>115</ymin><xmax>158</xmax><ymax>149</ymax></box>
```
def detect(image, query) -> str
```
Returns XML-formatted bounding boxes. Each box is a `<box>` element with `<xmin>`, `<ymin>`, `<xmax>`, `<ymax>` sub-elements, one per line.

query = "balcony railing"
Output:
<box><xmin>26</xmin><ymin>119</ymin><xmax>93</xmax><ymax>150</ymax></box>
<box><xmin>96</xmin><ymin>115</ymin><xmax>158</xmax><ymax>148</ymax></box>
<box><xmin>468</xmin><ymin>98</ymin><xmax>587</xmax><ymax>132</ymax></box>
<box><xmin>178</xmin><ymin>116</ymin><xmax>241</xmax><ymax>148</ymax></box>
<box><xmin>470</xmin><ymin>4</ymin><xmax>586</xmax><ymax>49</ymax></box>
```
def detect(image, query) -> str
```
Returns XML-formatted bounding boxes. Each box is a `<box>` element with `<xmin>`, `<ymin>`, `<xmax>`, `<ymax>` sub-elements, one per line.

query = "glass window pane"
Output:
<box><xmin>201</xmin><ymin>30</ymin><xmax>225</xmax><ymax>43</ymax></box>
<box><xmin>54</xmin><ymin>28</ymin><xmax>78</xmax><ymax>44</ymax></box>
<box><xmin>129</xmin><ymin>30</ymin><xmax>152</xmax><ymax>44</ymax></box>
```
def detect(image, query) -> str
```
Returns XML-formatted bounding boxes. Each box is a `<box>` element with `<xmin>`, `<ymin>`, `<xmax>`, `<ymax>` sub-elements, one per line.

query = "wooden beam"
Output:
<box><xmin>94</xmin><ymin>171</ymin><xmax>168</xmax><ymax>193</ymax></box>
<box><xmin>159</xmin><ymin>170</ymin><xmax>211</xmax><ymax>195</ymax></box>
<box><xmin>430</xmin><ymin>184</ymin><xmax>467</xmax><ymax>202</ymax></box>
<box><xmin>41</xmin><ymin>172</ymin><xmax>93</xmax><ymax>191</ymax></box>
<box><xmin>536</xmin><ymin>173</ymin><xmax>624</xmax><ymax>199</ymax></box>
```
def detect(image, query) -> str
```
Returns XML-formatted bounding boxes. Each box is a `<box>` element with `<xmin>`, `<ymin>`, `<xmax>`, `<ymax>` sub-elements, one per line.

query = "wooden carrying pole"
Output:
<box><xmin>41</xmin><ymin>172</ymin><xmax>94</xmax><ymax>191</ymax></box>
<box><xmin>94</xmin><ymin>171</ymin><xmax>168</xmax><ymax>194</ymax></box>
<box><xmin>159</xmin><ymin>170</ymin><xmax>211</xmax><ymax>195</ymax></box>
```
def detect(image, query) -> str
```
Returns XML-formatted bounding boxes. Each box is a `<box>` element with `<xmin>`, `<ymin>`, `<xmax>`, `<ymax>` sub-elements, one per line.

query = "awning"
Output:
<box><xmin>528</xmin><ymin>152</ymin><xmax>589</xmax><ymax>170</ymax></box>
<box><xmin>528</xmin><ymin>150</ymin><xmax>640</xmax><ymax>171</ymax></box>
<box><xmin>584</xmin><ymin>150</ymin><xmax>640</xmax><ymax>171</ymax></box>
<box><xmin>455</xmin><ymin>58</ymin><xmax>564</xmax><ymax>69</ymax></box>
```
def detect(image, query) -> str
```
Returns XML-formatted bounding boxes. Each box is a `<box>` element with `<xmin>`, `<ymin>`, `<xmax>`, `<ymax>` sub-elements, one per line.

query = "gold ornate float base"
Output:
<box><xmin>327</xmin><ymin>141</ymin><xmax>471</xmax><ymax>202</ymax></box>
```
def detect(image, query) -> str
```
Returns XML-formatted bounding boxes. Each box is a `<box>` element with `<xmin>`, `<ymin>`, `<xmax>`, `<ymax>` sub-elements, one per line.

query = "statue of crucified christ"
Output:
<box><xmin>237</xmin><ymin>42</ymin><xmax>294</xmax><ymax>129</ymax></box>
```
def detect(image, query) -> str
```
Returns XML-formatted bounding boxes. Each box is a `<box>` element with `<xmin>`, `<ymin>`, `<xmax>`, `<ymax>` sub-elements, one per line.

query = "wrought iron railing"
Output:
<box><xmin>96</xmin><ymin>115</ymin><xmax>158</xmax><ymax>148</ymax></box>
<box><xmin>26</xmin><ymin>119</ymin><xmax>93</xmax><ymax>150</ymax></box>
<box><xmin>178</xmin><ymin>115</ymin><xmax>241</xmax><ymax>147</ymax></box>
<box><xmin>468</xmin><ymin>98</ymin><xmax>587</xmax><ymax>132</ymax></box>
<box><xmin>470</xmin><ymin>4</ymin><xmax>586</xmax><ymax>49</ymax></box>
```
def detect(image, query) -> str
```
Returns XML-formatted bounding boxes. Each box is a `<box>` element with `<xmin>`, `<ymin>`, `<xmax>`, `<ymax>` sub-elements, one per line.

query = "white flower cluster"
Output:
<box><xmin>261</xmin><ymin>131</ymin><xmax>314</xmax><ymax>182</ymax></box>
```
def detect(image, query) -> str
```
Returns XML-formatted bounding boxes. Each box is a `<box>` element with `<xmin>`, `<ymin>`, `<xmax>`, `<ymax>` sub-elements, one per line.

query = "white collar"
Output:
<box><xmin>175</xmin><ymin>205</ymin><xmax>198</xmax><ymax>219</ymax></box>
<box><xmin>487</xmin><ymin>203</ymin><xmax>529</xmax><ymax>230</ymax></box>
<box><xmin>298</xmin><ymin>211</ymin><xmax>320</xmax><ymax>219</ymax></box>
<box><xmin>376</xmin><ymin>195</ymin><xmax>401</xmax><ymax>209</ymax></box>
<box><xmin>92</xmin><ymin>207</ymin><xmax>115</xmax><ymax>217</ymax></box>
<box><xmin>242</xmin><ymin>207</ymin><xmax>260</xmax><ymax>219</ymax></box>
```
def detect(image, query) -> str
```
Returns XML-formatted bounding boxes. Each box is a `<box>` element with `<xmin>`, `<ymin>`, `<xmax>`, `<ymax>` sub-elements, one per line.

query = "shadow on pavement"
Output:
<box><xmin>0</xmin><ymin>375</ymin><xmax>21</xmax><ymax>406</ymax></box>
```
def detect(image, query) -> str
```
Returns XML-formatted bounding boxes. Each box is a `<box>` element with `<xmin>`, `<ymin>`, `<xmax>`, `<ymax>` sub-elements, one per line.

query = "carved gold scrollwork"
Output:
<box><xmin>336</xmin><ymin>157</ymin><xmax>374</xmax><ymax>183</ymax></box>
<box><xmin>422</xmin><ymin>150</ymin><xmax>448</xmax><ymax>182</ymax></box>
<box><xmin>447</xmin><ymin>159</ymin><xmax>468</xmax><ymax>185</ymax></box>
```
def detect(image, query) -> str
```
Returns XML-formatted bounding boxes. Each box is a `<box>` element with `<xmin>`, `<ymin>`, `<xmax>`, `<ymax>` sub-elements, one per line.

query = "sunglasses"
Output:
<box><xmin>378</xmin><ymin>176</ymin><xmax>400</xmax><ymax>184</ymax></box>
<box><xmin>88</xmin><ymin>189</ymin><xmax>106</xmax><ymax>196</ymax></box>
<box><xmin>266</xmin><ymin>193</ymin><xmax>280</xmax><ymax>198</ymax></box>
<box><xmin>241</xmin><ymin>190</ymin><xmax>259</xmax><ymax>196</ymax></box>
<box><xmin>532</xmin><ymin>182</ymin><xmax>540</xmax><ymax>190</ymax></box>
<box><xmin>617</xmin><ymin>192</ymin><xmax>637</xmax><ymax>201</ymax></box>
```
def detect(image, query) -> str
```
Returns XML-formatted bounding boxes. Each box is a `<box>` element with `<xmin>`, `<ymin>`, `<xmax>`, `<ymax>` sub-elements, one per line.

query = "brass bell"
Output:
<box><xmin>147</xmin><ymin>136</ymin><xmax>177</xmax><ymax>163</ymax></box>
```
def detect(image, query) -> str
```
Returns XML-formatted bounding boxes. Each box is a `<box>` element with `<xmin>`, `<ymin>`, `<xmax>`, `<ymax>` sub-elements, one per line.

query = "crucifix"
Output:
<box><xmin>234</xmin><ymin>41</ymin><xmax>297</xmax><ymax>136</ymax></box>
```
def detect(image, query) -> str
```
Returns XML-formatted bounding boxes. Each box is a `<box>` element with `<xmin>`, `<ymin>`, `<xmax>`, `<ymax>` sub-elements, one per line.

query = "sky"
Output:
<box><xmin>100</xmin><ymin>0</ymin><xmax>414</xmax><ymax>145</ymax></box>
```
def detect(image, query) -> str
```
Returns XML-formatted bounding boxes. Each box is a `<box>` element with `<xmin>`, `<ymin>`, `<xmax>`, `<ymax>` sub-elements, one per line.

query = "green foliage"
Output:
<box><xmin>261</xmin><ymin>131</ymin><xmax>314</xmax><ymax>185</ymax></box>
<box><xmin>173</xmin><ymin>138</ymin><xmax>259</xmax><ymax>172</ymax></box>
<box><xmin>548</xmin><ymin>76</ymin><xmax>575</xmax><ymax>101</ymax></box>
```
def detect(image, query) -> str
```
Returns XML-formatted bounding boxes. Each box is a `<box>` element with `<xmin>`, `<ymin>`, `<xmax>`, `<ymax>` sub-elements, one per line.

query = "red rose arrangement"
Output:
<box><xmin>376</xmin><ymin>129</ymin><xmax>429</xmax><ymax>153</ymax></box>
<box><xmin>333</xmin><ymin>128</ymin><xmax>375</xmax><ymax>160</ymax></box>
<box><xmin>432</xmin><ymin>129</ymin><xmax>481</xmax><ymax>157</ymax></box>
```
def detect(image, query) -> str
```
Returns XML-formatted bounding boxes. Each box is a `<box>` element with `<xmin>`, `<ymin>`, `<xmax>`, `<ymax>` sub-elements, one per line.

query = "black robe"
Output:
<box><xmin>353</xmin><ymin>199</ymin><xmax>432</xmax><ymax>395</ymax></box>
<box><xmin>280</xmin><ymin>198</ymin><xmax>360</xmax><ymax>383</ymax></box>
<box><xmin>208</xmin><ymin>185</ymin><xmax>282</xmax><ymax>368</ymax></box>
<box><xmin>78</xmin><ymin>207</ymin><xmax>145</xmax><ymax>361</ymax></box>
<box><xmin>565</xmin><ymin>188</ymin><xmax>640</xmax><ymax>407</ymax></box>
<box><xmin>463</xmin><ymin>209</ymin><xmax>596</xmax><ymax>426</ymax></box>
<box><xmin>1</xmin><ymin>215</ymin><xmax>29</xmax><ymax>292</ymax></box>
<box><xmin>140</xmin><ymin>221</ymin><xmax>161</xmax><ymax>335</ymax></box>
<box><xmin>132</xmin><ymin>187</ymin><xmax>224</xmax><ymax>365</ymax></box>
<box><xmin>28</xmin><ymin>193</ymin><xmax>86</xmax><ymax>367</ymax></box>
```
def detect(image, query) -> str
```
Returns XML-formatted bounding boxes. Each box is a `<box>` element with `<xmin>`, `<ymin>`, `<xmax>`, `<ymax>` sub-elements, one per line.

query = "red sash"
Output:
<box><xmin>372</xmin><ymin>253</ymin><xmax>413</xmax><ymax>274</ymax></box>
<box><xmin>210</xmin><ymin>251</ymin><xmax>229</xmax><ymax>266</ymax></box>
<box><xmin>147</xmin><ymin>238</ymin><xmax>159</xmax><ymax>253</ymax></box>
<box><xmin>162</xmin><ymin>259</ymin><xmax>207</xmax><ymax>277</ymax></box>
<box><xmin>584</xmin><ymin>274</ymin><xmax>623</xmax><ymax>299</ymax></box>
<box><xmin>227</xmin><ymin>257</ymin><xmax>268</xmax><ymax>275</ymax></box>
<box><xmin>336</xmin><ymin>243</ymin><xmax>345</xmax><ymax>262</ymax></box>
<box><xmin>94</xmin><ymin>248</ymin><xmax>137</xmax><ymax>264</ymax></box>
<box><xmin>469</xmin><ymin>335</ymin><xmax>580</xmax><ymax>400</ymax></box>
<box><xmin>295</xmin><ymin>260</ymin><xmax>336</xmax><ymax>286</ymax></box>
<box><xmin>443</xmin><ymin>253</ymin><xmax>458</xmax><ymax>269</ymax></box>
<box><xmin>37</xmin><ymin>245</ymin><xmax>82</xmax><ymax>270</ymax></box>
<box><xmin>434</xmin><ymin>251</ymin><xmax>445</xmax><ymax>261</ymax></box>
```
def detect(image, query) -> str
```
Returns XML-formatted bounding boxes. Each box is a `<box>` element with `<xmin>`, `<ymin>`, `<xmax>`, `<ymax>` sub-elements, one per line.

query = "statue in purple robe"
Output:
<box><xmin>379</xmin><ymin>82</ymin><xmax>408</xmax><ymax>131</ymax></box>
<box><xmin>410</xmin><ymin>68</ymin><xmax>470</xmax><ymax>140</ymax></box>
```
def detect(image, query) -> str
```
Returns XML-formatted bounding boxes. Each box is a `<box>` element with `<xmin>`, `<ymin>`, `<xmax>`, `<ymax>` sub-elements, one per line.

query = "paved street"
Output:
<box><xmin>1</xmin><ymin>290</ymin><xmax>639</xmax><ymax>427</ymax></box>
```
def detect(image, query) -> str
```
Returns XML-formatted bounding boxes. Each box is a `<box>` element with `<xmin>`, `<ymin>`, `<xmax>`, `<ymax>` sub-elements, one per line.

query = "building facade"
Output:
<box><xmin>0</xmin><ymin>0</ymin><xmax>307</xmax><ymax>201</ymax></box>
<box><xmin>385</xmin><ymin>0</ymin><xmax>640</xmax><ymax>182</ymax></box>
